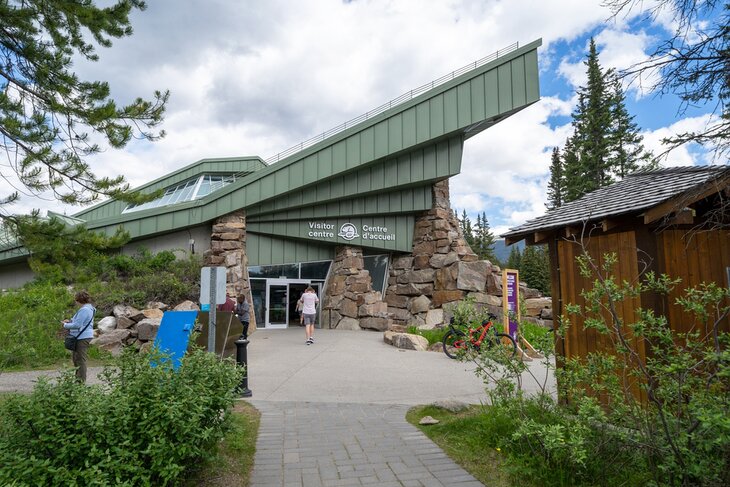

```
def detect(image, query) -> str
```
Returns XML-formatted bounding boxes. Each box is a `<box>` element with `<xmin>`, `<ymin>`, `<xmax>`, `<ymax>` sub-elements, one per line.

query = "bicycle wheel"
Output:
<box><xmin>442</xmin><ymin>329</ymin><xmax>466</xmax><ymax>359</ymax></box>
<box><xmin>488</xmin><ymin>333</ymin><xmax>518</xmax><ymax>360</ymax></box>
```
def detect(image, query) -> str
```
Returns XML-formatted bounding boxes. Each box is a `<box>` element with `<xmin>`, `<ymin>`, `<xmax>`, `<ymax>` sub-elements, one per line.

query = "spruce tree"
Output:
<box><xmin>559</xmin><ymin>38</ymin><xmax>653</xmax><ymax>203</ymax></box>
<box><xmin>506</xmin><ymin>245</ymin><xmax>522</xmax><ymax>271</ymax></box>
<box><xmin>473</xmin><ymin>212</ymin><xmax>497</xmax><ymax>262</ymax></box>
<box><xmin>546</xmin><ymin>147</ymin><xmax>564</xmax><ymax>209</ymax></box>
<box><xmin>520</xmin><ymin>245</ymin><xmax>550</xmax><ymax>295</ymax></box>
<box><xmin>459</xmin><ymin>209</ymin><xmax>474</xmax><ymax>248</ymax></box>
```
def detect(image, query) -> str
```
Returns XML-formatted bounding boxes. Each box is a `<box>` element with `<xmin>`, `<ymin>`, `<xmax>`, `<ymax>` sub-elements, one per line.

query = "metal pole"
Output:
<box><xmin>235</xmin><ymin>334</ymin><xmax>252</xmax><ymax>397</ymax></box>
<box><xmin>207</xmin><ymin>267</ymin><xmax>217</xmax><ymax>353</ymax></box>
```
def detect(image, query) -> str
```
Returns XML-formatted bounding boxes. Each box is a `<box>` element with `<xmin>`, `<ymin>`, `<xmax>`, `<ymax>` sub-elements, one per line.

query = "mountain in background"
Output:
<box><xmin>491</xmin><ymin>238</ymin><xmax>524</xmax><ymax>265</ymax></box>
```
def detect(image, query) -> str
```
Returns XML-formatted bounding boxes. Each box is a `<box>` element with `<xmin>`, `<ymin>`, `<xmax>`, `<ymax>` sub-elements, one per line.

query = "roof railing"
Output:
<box><xmin>263</xmin><ymin>42</ymin><xmax>519</xmax><ymax>165</ymax></box>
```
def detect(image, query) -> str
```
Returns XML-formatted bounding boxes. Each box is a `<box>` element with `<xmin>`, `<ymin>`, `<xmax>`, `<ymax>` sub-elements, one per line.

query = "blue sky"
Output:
<box><xmin>5</xmin><ymin>0</ymin><xmax>724</xmax><ymax>237</ymax></box>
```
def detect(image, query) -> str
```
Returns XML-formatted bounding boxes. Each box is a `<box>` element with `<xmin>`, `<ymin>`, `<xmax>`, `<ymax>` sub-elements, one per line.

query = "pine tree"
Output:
<box><xmin>0</xmin><ymin>0</ymin><xmax>168</xmax><ymax>212</ymax></box>
<box><xmin>459</xmin><ymin>209</ymin><xmax>474</xmax><ymax>248</ymax></box>
<box><xmin>546</xmin><ymin>147</ymin><xmax>564</xmax><ymax>209</ymax></box>
<box><xmin>559</xmin><ymin>38</ymin><xmax>653</xmax><ymax>203</ymax></box>
<box><xmin>506</xmin><ymin>245</ymin><xmax>522</xmax><ymax>271</ymax></box>
<box><xmin>608</xmin><ymin>76</ymin><xmax>655</xmax><ymax>178</ymax></box>
<box><xmin>473</xmin><ymin>212</ymin><xmax>497</xmax><ymax>262</ymax></box>
<box><xmin>520</xmin><ymin>245</ymin><xmax>550</xmax><ymax>295</ymax></box>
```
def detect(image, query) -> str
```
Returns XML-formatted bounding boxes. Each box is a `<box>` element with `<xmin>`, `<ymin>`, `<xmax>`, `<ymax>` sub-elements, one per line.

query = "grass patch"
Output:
<box><xmin>406</xmin><ymin>405</ymin><xmax>512</xmax><ymax>487</ymax></box>
<box><xmin>406</xmin><ymin>326</ymin><xmax>445</xmax><ymax>346</ymax></box>
<box><xmin>187</xmin><ymin>400</ymin><xmax>261</xmax><ymax>486</ymax></box>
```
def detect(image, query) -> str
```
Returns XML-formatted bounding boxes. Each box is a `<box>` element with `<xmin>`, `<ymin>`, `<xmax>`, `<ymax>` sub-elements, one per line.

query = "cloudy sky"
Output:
<box><xmin>7</xmin><ymin>0</ymin><xmax>723</xmax><ymax>235</ymax></box>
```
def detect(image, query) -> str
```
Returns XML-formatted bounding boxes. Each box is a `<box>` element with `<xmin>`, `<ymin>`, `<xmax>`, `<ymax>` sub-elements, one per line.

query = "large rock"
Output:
<box><xmin>113</xmin><ymin>304</ymin><xmax>140</xmax><ymax>320</ymax></box>
<box><xmin>90</xmin><ymin>329</ymin><xmax>131</xmax><ymax>357</ymax></box>
<box><xmin>424</xmin><ymin>309</ymin><xmax>444</xmax><ymax>329</ymax></box>
<box><xmin>337</xmin><ymin>317</ymin><xmax>361</xmax><ymax>330</ymax></box>
<box><xmin>174</xmin><ymin>300</ymin><xmax>199</xmax><ymax>311</ymax></box>
<box><xmin>397</xmin><ymin>269</ymin><xmax>435</xmax><ymax>284</ymax></box>
<box><xmin>540</xmin><ymin>307</ymin><xmax>554</xmax><ymax>320</ymax></box>
<box><xmin>339</xmin><ymin>298</ymin><xmax>359</xmax><ymax>318</ymax></box>
<box><xmin>359</xmin><ymin>317</ymin><xmax>389</xmax><ymax>331</ymax></box>
<box><xmin>485</xmin><ymin>273</ymin><xmax>503</xmax><ymax>295</ymax></box>
<box><xmin>431</xmin><ymin>290</ymin><xmax>465</xmax><ymax>307</ymax></box>
<box><xmin>430</xmin><ymin>251</ymin><xmax>459</xmax><ymax>269</ymax></box>
<box><xmin>116</xmin><ymin>316</ymin><xmax>135</xmax><ymax>329</ymax></box>
<box><xmin>136</xmin><ymin>318</ymin><xmax>161</xmax><ymax>341</ymax></box>
<box><xmin>431</xmin><ymin>399</ymin><xmax>469</xmax><ymax>413</ymax></box>
<box><xmin>471</xmin><ymin>293</ymin><xmax>502</xmax><ymax>306</ymax></box>
<box><xmin>384</xmin><ymin>332</ymin><xmax>429</xmax><ymax>351</ymax></box>
<box><xmin>525</xmin><ymin>297</ymin><xmax>552</xmax><ymax>317</ymax></box>
<box><xmin>385</xmin><ymin>293</ymin><xmax>409</xmax><ymax>308</ymax></box>
<box><xmin>457</xmin><ymin>261</ymin><xmax>489</xmax><ymax>292</ymax></box>
<box><xmin>358</xmin><ymin>301</ymin><xmax>387</xmax><ymax>317</ymax></box>
<box><xmin>142</xmin><ymin>308</ymin><xmax>164</xmax><ymax>320</ymax></box>
<box><xmin>146</xmin><ymin>301</ymin><xmax>168</xmax><ymax>311</ymax></box>
<box><xmin>97</xmin><ymin>316</ymin><xmax>117</xmax><ymax>334</ymax></box>
<box><xmin>434</xmin><ymin>265</ymin><xmax>458</xmax><ymax>290</ymax></box>
<box><xmin>409</xmin><ymin>295</ymin><xmax>431</xmax><ymax>314</ymax></box>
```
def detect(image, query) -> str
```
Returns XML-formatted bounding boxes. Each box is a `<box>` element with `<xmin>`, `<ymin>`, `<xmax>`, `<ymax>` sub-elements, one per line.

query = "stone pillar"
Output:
<box><xmin>203</xmin><ymin>210</ymin><xmax>255</xmax><ymax>327</ymax></box>
<box><xmin>384</xmin><ymin>179</ymin><xmax>484</xmax><ymax>329</ymax></box>
<box><xmin>322</xmin><ymin>246</ymin><xmax>389</xmax><ymax>331</ymax></box>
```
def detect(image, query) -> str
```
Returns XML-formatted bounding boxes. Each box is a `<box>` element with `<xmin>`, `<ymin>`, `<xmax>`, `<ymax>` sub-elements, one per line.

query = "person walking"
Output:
<box><xmin>62</xmin><ymin>290</ymin><xmax>96</xmax><ymax>383</ymax></box>
<box><xmin>299</xmin><ymin>286</ymin><xmax>319</xmax><ymax>345</ymax></box>
<box><xmin>235</xmin><ymin>293</ymin><xmax>251</xmax><ymax>339</ymax></box>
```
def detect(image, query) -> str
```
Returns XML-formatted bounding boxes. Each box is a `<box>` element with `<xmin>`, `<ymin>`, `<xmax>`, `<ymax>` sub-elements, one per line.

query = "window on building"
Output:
<box><xmin>122</xmin><ymin>174</ymin><xmax>238</xmax><ymax>214</ymax></box>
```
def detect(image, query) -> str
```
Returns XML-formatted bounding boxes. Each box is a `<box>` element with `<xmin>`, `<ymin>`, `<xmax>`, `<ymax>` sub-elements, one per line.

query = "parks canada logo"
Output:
<box><xmin>337</xmin><ymin>223</ymin><xmax>359</xmax><ymax>241</ymax></box>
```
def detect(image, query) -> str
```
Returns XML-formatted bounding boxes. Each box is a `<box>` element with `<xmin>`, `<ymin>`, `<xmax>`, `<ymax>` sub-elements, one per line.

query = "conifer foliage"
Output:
<box><xmin>458</xmin><ymin>210</ymin><xmax>498</xmax><ymax>263</ymax></box>
<box><xmin>549</xmin><ymin>38</ymin><xmax>654</xmax><ymax>206</ymax></box>
<box><xmin>0</xmin><ymin>0</ymin><xmax>169</xmax><ymax>211</ymax></box>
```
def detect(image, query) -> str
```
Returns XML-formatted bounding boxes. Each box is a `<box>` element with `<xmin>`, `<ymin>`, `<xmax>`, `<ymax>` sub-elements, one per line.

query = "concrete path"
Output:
<box><xmin>243</xmin><ymin>327</ymin><xmax>554</xmax><ymax>487</ymax></box>
<box><xmin>0</xmin><ymin>327</ymin><xmax>556</xmax><ymax>487</ymax></box>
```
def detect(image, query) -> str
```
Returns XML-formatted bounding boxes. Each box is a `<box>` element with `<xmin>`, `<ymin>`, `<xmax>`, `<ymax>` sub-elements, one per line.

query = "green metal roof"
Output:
<box><xmin>0</xmin><ymin>39</ymin><xmax>542</xmax><ymax>262</ymax></box>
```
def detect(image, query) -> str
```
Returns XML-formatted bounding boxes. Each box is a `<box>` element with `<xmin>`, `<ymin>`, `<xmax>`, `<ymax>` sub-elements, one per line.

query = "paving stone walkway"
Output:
<box><xmin>248</xmin><ymin>401</ymin><xmax>483</xmax><ymax>487</ymax></box>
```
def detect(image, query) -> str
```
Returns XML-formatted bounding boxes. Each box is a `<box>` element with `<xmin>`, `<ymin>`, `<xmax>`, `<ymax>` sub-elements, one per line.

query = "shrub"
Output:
<box><xmin>0</xmin><ymin>347</ymin><xmax>244</xmax><ymax>486</ymax></box>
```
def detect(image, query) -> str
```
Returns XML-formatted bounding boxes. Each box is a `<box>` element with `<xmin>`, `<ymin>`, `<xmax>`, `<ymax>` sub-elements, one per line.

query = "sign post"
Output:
<box><xmin>200</xmin><ymin>266</ymin><xmax>227</xmax><ymax>353</ymax></box>
<box><xmin>502</xmin><ymin>269</ymin><xmax>520</xmax><ymax>341</ymax></box>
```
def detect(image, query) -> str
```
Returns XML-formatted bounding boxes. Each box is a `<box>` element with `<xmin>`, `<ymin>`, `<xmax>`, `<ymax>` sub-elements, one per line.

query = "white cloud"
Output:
<box><xmin>2</xmin><ymin>0</ymin><xmax>714</xmax><ymax>237</ymax></box>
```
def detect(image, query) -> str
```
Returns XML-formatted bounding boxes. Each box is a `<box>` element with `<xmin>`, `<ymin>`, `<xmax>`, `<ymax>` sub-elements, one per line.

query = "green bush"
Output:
<box><xmin>0</xmin><ymin>347</ymin><xmax>243</xmax><ymax>486</ymax></box>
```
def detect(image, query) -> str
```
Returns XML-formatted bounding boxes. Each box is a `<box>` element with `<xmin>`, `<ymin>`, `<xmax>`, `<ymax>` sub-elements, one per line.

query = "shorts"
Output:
<box><xmin>303</xmin><ymin>313</ymin><xmax>316</xmax><ymax>325</ymax></box>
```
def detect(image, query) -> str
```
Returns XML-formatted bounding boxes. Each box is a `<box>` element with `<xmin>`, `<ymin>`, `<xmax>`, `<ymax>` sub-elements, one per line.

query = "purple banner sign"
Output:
<box><xmin>504</xmin><ymin>270</ymin><xmax>519</xmax><ymax>341</ymax></box>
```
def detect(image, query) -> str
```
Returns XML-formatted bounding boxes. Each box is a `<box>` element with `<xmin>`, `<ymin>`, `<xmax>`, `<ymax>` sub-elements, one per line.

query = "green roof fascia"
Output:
<box><xmin>246</xmin><ymin>184</ymin><xmax>433</xmax><ymax>222</ymax></box>
<box><xmin>73</xmin><ymin>156</ymin><xmax>266</xmax><ymax>221</ymax></box>
<box><xmin>178</xmin><ymin>39</ymin><xmax>542</xmax><ymax>215</ymax></box>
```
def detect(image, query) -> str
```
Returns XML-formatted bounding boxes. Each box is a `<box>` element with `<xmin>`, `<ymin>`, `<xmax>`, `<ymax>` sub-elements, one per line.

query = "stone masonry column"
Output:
<box><xmin>322</xmin><ymin>246</ymin><xmax>389</xmax><ymax>331</ymax></box>
<box><xmin>203</xmin><ymin>210</ymin><xmax>255</xmax><ymax>327</ymax></box>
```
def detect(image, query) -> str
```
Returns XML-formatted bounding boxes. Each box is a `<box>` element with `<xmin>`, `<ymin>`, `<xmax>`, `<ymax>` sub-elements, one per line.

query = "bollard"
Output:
<box><xmin>235</xmin><ymin>333</ymin><xmax>252</xmax><ymax>397</ymax></box>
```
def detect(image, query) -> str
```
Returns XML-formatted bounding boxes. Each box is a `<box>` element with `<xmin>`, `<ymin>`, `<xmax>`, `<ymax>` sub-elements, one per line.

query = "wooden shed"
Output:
<box><xmin>502</xmin><ymin>166</ymin><xmax>730</xmax><ymax>397</ymax></box>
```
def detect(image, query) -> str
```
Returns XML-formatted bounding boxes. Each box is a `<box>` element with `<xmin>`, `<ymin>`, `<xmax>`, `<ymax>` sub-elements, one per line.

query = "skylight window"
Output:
<box><xmin>122</xmin><ymin>174</ymin><xmax>237</xmax><ymax>214</ymax></box>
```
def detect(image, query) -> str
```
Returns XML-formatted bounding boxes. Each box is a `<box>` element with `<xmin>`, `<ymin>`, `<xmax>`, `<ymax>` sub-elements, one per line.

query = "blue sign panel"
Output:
<box><xmin>153</xmin><ymin>311</ymin><xmax>198</xmax><ymax>370</ymax></box>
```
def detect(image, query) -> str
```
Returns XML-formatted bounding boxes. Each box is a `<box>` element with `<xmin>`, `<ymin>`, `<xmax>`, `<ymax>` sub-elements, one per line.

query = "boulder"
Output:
<box><xmin>431</xmin><ymin>290</ymin><xmax>465</xmax><ymax>307</ymax></box>
<box><xmin>142</xmin><ymin>308</ymin><xmax>164</xmax><ymax>320</ymax></box>
<box><xmin>339</xmin><ymin>298</ymin><xmax>359</xmax><ymax>318</ymax></box>
<box><xmin>427</xmin><ymin>342</ymin><xmax>443</xmax><ymax>352</ymax></box>
<box><xmin>525</xmin><ymin>298</ymin><xmax>552</xmax><ymax>317</ymax></box>
<box><xmin>434</xmin><ymin>265</ymin><xmax>458</xmax><ymax>290</ymax></box>
<box><xmin>521</xmin><ymin>284</ymin><xmax>542</xmax><ymax>299</ymax></box>
<box><xmin>337</xmin><ymin>317</ymin><xmax>361</xmax><ymax>330</ymax></box>
<box><xmin>430</xmin><ymin>251</ymin><xmax>460</xmax><ymax>269</ymax></box>
<box><xmin>113</xmin><ymin>304</ymin><xmax>140</xmax><ymax>320</ymax></box>
<box><xmin>397</xmin><ymin>269</ymin><xmax>435</xmax><ymax>284</ymax></box>
<box><xmin>174</xmin><ymin>300</ymin><xmax>199</xmax><ymax>311</ymax></box>
<box><xmin>419</xmin><ymin>416</ymin><xmax>440</xmax><ymax>425</ymax></box>
<box><xmin>388</xmin><ymin>332</ymin><xmax>429</xmax><ymax>351</ymax></box>
<box><xmin>359</xmin><ymin>317</ymin><xmax>389</xmax><ymax>331</ymax></box>
<box><xmin>470</xmin><ymin>293</ymin><xmax>502</xmax><ymax>306</ymax></box>
<box><xmin>90</xmin><ymin>329</ymin><xmax>131</xmax><ymax>357</ymax></box>
<box><xmin>116</xmin><ymin>316</ymin><xmax>135</xmax><ymax>329</ymax></box>
<box><xmin>145</xmin><ymin>301</ymin><xmax>168</xmax><ymax>311</ymax></box>
<box><xmin>136</xmin><ymin>318</ymin><xmax>161</xmax><ymax>341</ymax></box>
<box><xmin>97</xmin><ymin>316</ymin><xmax>117</xmax><ymax>334</ymax></box>
<box><xmin>424</xmin><ymin>309</ymin><xmax>444</xmax><ymax>329</ymax></box>
<box><xmin>456</xmin><ymin>261</ymin><xmax>489</xmax><ymax>292</ymax></box>
<box><xmin>409</xmin><ymin>295</ymin><xmax>431</xmax><ymax>314</ymax></box>
<box><xmin>540</xmin><ymin>307</ymin><xmax>554</xmax><ymax>320</ymax></box>
<box><xmin>358</xmin><ymin>301</ymin><xmax>387</xmax><ymax>317</ymax></box>
<box><xmin>485</xmin><ymin>273</ymin><xmax>502</xmax><ymax>295</ymax></box>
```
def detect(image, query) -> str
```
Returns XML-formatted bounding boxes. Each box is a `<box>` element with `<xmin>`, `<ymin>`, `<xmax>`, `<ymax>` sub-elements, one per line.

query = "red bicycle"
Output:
<box><xmin>442</xmin><ymin>314</ymin><xmax>517</xmax><ymax>359</ymax></box>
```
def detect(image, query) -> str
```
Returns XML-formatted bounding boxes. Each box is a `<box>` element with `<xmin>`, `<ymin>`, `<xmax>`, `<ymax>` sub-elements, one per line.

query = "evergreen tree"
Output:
<box><xmin>0</xmin><ymin>0</ymin><xmax>168</xmax><ymax>212</ymax></box>
<box><xmin>546</xmin><ymin>147</ymin><xmax>564</xmax><ymax>209</ymax></box>
<box><xmin>459</xmin><ymin>209</ymin><xmax>474</xmax><ymax>248</ymax></box>
<box><xmin>560</xmin><ymin>38</ymin><xmax>653</xmax><ymax>203</ymax></box>
<box><xmin>473</xmin><ymin>212</ymin><xmax>497</xmax><ymax>262</ymax></box>
<box><xmin>520</xmin><ymin>245</ymin><xmax>550</xmax><ymax>295</ymax></box>
<box><xmin>608</xmin><ymin>76</ymin><xmax>655</xmax><ymax>178</ymax></box>
<box><xmin>506</xmin><ymin>245</ymin><xmax>522</xmax><ymax>271</ymax></box>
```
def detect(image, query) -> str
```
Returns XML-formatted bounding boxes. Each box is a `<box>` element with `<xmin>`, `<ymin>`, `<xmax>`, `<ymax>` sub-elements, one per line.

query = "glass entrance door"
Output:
<box><xmin>266</xmin><ymin>280</ymin><xmax>289</xmax><ymax>329</ymax></box>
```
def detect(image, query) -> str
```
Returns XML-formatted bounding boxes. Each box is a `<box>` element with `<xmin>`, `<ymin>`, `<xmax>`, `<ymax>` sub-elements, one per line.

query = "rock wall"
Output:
<box><xmin>322</xmin><ymin>246</ymin><xmax>391</xmax><ymax>331</ymax></box>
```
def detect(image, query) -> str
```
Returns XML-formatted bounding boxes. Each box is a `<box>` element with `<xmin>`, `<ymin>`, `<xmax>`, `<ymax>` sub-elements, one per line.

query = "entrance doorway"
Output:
<box><xmin>253</xmin><ymin>279</ymin><xmax>323</xmax><ymax>329</ymax></box>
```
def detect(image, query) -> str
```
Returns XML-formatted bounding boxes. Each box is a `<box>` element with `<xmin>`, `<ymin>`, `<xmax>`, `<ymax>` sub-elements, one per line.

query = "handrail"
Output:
<box><xmin>263</xmin><ymin>42</ymin><xmax>519</xmax><ymax>165</ymax></box>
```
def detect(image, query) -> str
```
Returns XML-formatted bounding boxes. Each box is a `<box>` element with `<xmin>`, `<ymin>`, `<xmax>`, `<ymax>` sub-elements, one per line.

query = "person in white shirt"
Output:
<box><xmin>298</xmin><ymin>286</ymin><xmax>319</xmax><ymax>345</ymax></box>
